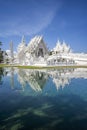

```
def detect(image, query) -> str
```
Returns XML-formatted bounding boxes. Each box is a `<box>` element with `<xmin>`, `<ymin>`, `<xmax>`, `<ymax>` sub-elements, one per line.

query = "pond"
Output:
<box><xmin>0</xmin><ymin>67</ymin><xmax>87</xmax><ymax>130</ymax></box>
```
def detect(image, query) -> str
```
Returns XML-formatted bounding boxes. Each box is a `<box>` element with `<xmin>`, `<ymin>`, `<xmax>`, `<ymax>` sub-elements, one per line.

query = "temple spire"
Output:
<box><xmin>10</xmin><ymin>41</ymin><xmax>14</xmax><ymax>64</ymax></box>
<box><xmin>21</xmin><ymin>35</ymin><xmax>25</xmax><ymax>45</ymax></box>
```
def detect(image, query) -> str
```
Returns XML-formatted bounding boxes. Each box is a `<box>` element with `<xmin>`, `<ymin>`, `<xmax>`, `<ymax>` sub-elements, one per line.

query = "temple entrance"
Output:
<box><xmin>38</xmin><ymin>48</ymin><xmax>44</xmax><ymax>57</ymax></box>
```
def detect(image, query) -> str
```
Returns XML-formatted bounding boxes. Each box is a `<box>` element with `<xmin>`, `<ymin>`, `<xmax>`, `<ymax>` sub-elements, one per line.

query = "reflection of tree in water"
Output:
<box><xmin>0</xmin><ymin>67</ymin><xmax>4</xmax><ymax>85</ymax></box>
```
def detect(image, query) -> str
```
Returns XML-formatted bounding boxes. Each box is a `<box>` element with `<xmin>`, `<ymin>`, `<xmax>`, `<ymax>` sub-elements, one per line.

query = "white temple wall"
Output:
<box><xmin>75</xmin><ymin>60</ymin><xmax>87</xmax><ymax>65</ymax></box>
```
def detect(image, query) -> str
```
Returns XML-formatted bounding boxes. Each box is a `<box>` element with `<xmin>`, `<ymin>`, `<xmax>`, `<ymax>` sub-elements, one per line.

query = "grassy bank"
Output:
<box><xmin>0</xmin><ymin>64</ymin><xmax>87</xmax><ymax>69</ymax></box>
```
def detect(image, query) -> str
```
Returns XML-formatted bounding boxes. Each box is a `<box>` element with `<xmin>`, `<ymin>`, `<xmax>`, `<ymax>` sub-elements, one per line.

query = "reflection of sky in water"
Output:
<box><xmin>0</xmin><ymin>67</ymin><xmax>87</xmax><ymax>130</ymax></box>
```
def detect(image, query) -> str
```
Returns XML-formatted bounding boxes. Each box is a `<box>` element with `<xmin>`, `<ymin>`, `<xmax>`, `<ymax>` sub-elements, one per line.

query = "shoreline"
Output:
<box><xmin>0</xmin><ymin>64</ymin><xmax>87</xmax><ymax>69</ymax></box>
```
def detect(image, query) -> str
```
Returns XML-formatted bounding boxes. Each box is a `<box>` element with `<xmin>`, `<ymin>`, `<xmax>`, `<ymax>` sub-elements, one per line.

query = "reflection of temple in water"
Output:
<box><xmin>10</xmin><ymin>67</ymin><xmax>14</xmax><ymax>89</ymax></box>
<box><xmin>17</xmin><ymin>69</ymin><xmax>48</xmax><ymax>92</ymax></box>
<box><xmin>47</xmin><ymin>69</ymin><xmax>74</xmax><ymax>90</ymax></box>
<box><xmin>52</xmin><ymin>77</ymin><xmax>70</xmax><ymax>90</ymax></box>
<box><xmin>3</xmin><ymin>67</ymin><xmax>87</xmax><ymax>92</ymax></box>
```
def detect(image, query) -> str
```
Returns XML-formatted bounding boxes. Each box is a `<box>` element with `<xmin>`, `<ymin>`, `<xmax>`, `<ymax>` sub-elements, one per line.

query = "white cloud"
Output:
<box><xmin>0</xmin><ymin>0</ymin><xmax>62</xmax><ymax>37</ymax></box>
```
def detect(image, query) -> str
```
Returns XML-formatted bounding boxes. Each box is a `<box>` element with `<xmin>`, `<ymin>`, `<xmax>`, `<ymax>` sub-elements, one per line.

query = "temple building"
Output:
<box><xmin>52</xmin><ymin>40</ymin><xmax>71</xmax><ymax>54</ymax></box>
<box><xmin>17</xmin><ymin>35</ymin><xmax>48</xmax><ymax>65</ymax></box>
<box><xmin>17</xmin><ymin>36</ymin><xmax>27</xmax><ymax>64</ymax></box>
<box><xmin>26</xmin><ymin>36</ymin><xmax>48</xmax><ymax>57</ymax></box>
<box><xmin>5</xmin><ymin>35</ymin><xmax>87</xmax><ymax>66</ymax></box>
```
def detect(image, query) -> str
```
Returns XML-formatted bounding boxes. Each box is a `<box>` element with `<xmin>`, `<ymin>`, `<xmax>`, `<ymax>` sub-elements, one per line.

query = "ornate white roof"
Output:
<box><xmin>53</xmin><ymin>40</ymin><xmax>62</xmax><ymax>52</ymax></box>
<box><xmin>62</xmin><ymin>41</ymin><xmax>70</xmax><ymax>52</ymax></box>
<box><xmin>53</xmin><ymin>40</ymin><xmax>71</xmax><ymax>53</ymax></box>
<box><xmin>27</xmin><ymin>35</ymin><xmax>43</xmax><ymax>53</ymax></box>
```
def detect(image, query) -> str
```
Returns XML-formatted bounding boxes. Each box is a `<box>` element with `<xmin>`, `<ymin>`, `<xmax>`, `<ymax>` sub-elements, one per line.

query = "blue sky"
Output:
<box><xmin>0</xmin><ymin>0</ymin><xmax>87</xmax><ymax>52</ymax></box>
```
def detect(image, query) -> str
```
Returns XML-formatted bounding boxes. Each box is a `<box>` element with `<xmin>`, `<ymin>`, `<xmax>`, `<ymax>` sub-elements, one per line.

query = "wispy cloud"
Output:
<box><xmin>0</xmin><ymin>0</ymin><xmax>62</xmax><ymax>37</ymax></box>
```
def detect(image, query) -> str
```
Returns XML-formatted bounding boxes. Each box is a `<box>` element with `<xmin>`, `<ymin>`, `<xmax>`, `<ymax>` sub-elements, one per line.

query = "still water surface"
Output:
<box><xmin>0</xmin><ymin>67</ymin><xmax>87</xmax><ymax>130</ymax></box>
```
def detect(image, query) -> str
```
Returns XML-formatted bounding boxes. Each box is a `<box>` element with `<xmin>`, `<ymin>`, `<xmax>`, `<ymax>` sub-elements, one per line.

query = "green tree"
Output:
<box><xmin>0</xmin><ymin>41</ymin><xmax>9</xmax><ymax>63</ymax></box>
<box><xmin>0</xmin><ymin>41</ymin><xmax>4</xmax><ymax>63</ymax></box>
<box><xmin>0</xmin><ymin>41</ymin><xmax>2</xmax><ymax>45</ymax></box>
<box><xmin>0</xmin><ymin>41</ymin><xmax>2</xmax><ymax>49</ymax></box>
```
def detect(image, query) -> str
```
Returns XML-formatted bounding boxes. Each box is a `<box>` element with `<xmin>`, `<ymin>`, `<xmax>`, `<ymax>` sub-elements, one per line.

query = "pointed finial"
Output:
<box><xmin>10</xmin><ymin>40</ymin><xmax>13</xmax><ymax>49</ymax></box>
<box><xmin>21</xmin><ymin>35</ymin><xmax>25</xmax><ymax>44</ymax></box>
<box><xmin>56</xmin><ymin>38</ymin><xmax>61</xmax><ymax>45</ymax></box>
<box><xmin>63</xmin><ymin>40</ymin><xmax>66</xmax><ymax>45</ymax></box>
<box><xmin>63</xmin><ymin>40</ymin><xmax>65</xmax><ymax>43</ymax></box>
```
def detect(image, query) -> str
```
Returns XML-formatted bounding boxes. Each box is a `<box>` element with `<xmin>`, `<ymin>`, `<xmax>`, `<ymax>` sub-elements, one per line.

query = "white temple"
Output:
<box><xmin>5</xmin><ymin>35</ymin><xmax>87</xmax><ymax>66</ymax></box>
<box><xmin>52</xmin><ymin>40</ymin><xmax>71</xmax><ymax>54</ymax></box>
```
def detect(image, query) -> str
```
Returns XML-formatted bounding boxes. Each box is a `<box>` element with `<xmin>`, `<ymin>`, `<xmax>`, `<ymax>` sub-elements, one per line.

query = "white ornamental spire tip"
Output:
<box><xmin>21</xmin><ymin>35</ymin><xmax>25</xmax><ymax>44</ymax></box>
<box><xmin>56</xmin><ymin>39</ymin><xmax>61</xmax><ymax>46</ymax></box>
<box><xmin>63</xmin><ymin>40</ymin><xmax>65</xmax><ymax>43</ymax></box>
